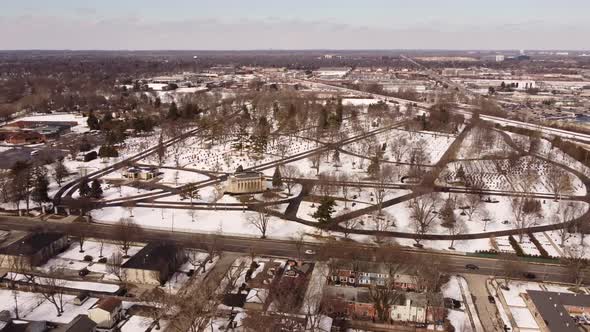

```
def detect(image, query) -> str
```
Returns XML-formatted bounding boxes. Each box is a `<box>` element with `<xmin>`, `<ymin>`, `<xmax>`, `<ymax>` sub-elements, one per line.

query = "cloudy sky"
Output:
<box><xmin>1</xmin><ymin>0</ymin><xmax>588</xmax><ymax>50</ymax></box>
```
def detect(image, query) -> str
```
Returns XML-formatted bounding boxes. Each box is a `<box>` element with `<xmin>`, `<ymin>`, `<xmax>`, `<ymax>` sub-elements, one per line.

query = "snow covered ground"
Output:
<box><xmin>0</xmin><ymin>289</ymin><xmax>98</xmax><ymax>324</ymax></box>
<box><xmin>93</xmin><ymin>206</ymin><xmax>318</xmax><ymax>240</ymax></box>
<box><xmin>41</xmin><ymin>240</ymin><xmax>144</xmax><ymax>281</ymax></box>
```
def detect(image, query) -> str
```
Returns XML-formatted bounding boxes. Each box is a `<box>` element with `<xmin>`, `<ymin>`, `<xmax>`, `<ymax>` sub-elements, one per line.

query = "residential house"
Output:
<box><xmin>88</xmin><ymin>297</ymin><xmax>123</xmax><ymax>329</ymax></box>
<box><xmin>328</xmin><ymin>260</ymin><xmax>419</xmax><ymax>290</ymax></box>
<box><xmin>390</xmin><ymin>293</ymin><xmax>445</xmax><ymax>324</ymax></box>
<box><xmin>54</xmin><ymin>314</ymin><xmax>97</xmax><ymax>332</ymax></box>
<box><xmin>122</xmin><ymin>242</ymin><xmax>186</xmax><ymax>285</ymax></box>
<box><xmin>0</xmin><ymin>232</ymin><xmax>68</xmax><ymax>269</ymax></box>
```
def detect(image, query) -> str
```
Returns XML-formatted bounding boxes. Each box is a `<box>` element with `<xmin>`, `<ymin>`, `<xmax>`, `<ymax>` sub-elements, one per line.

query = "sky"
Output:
<box><xmin>1</xmin><ymin>0</ymin><xmax>589</xmax><ymax>50</ymax></box>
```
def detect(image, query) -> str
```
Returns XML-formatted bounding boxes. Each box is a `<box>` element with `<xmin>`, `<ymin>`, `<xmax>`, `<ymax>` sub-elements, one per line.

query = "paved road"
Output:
<box><xmin>0</xmin><ymin>215</ymin><xmax>588</xmax><ymax>285</ymax></box>
<box><xmin>464</xmin><ymin>274</ymin><xmax>504</xmax><ymax>332</ymax></box>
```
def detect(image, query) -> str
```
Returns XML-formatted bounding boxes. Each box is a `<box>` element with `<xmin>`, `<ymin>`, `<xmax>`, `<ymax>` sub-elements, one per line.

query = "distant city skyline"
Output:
<box><xmin>1</xmin><ymin>0</ymin><xmax>589</xmax><ymax>50</ymax></box>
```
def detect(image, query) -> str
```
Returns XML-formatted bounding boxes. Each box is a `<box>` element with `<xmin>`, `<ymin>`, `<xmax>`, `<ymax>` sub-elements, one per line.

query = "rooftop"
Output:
<box><xmin>94</xmin><ymin>297</ymin><xmax>122</xmax><ymax>313</ymax></box>
<box><xmin>0</xmin><ymin>232</ymin><xmax>64</xmax><ymax>256</ymax></box>
<box><xmin>122</xmin><ymin>242</ymin><xmax>181</xmax><ymax>271</ymax></box>
<box><xmin>527</xmin><ymin>290</ymin><xmax>590</xmax><ymax>332</ymax></box>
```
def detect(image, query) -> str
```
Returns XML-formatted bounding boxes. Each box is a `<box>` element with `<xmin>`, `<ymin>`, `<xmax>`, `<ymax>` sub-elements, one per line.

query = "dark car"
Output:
<box><xmin>523</xmin><ymin>272</ymin><xmax>536</xmax><ymax>279</ymax></box>
<box><xmin>488</xmin><ymin>295</ymin><xmax>496</xmax><ymax>304</ymax></box>
<box><xmin>465</xmin><ymin>264</ymin><xmax>479</xmax><ymax>270</ymax></box>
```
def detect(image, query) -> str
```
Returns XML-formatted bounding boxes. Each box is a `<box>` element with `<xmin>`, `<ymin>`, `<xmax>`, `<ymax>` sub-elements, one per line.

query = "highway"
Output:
<box><xmin>0</xmin><ymin>215</ymin><xmax>587</xmax><ymax>285</ymax></box>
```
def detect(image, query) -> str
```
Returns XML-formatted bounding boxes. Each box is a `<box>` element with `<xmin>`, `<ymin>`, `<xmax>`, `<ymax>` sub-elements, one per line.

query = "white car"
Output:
<box><xmin>304</xmin><ymin>249</ymin><xmax>316</xmax><ymax>255</ymax></box>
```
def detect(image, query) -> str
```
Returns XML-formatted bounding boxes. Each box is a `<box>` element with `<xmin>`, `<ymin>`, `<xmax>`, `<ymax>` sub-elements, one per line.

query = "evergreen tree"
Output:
<box><xmin>455</xmin><ymin>165</ymin><xmax>466</xmax><ymax>181</ymax></box>
<box><xmin>31</xmin><ymin>168</ymin><xmax>50</xmax><ymax>206</ymax></box>
<box><xmin>53</xmin><ymin>159</ymin><xmax>69</xmax><ymax>187</ymax></box>
<box><xmin>332</xmin><ymin>150</ymin><xmax>341</xmax><ymax>164</ymax></box>
<box><xmin>367</xmin><ymin>155</ymin><xmax>380</xmax><ymax>178</ymax></box>
<box><xmin>272</xmin><ymin>166</ymin><xmax>283</xmax><ymax>188</ymax></box>
<box><xmin>79</xmin><ymin>178</ymin><xmax>91</xmax><ymax>198</ymax></box>
<box><xmin>167</xmin><ymin>102</ymin><xmax>179</xmax><ymax>120</ymax></box>
<box><xmin>440</xmin><ymin>198</ymin><xmax>456</xmax><ymax>228</ymax></box>
<box><xmin>154</xmin><ymin>97</ymin><xmax>161</xmax><ymax>109</ymax></box>
<box><xmin>90</xmin><ymin>179</ymin><xmax>103</xmax><ymax>199</ymax></box>
<box><xmin>235</xmin><ymin>165</ymin><xmax>244</xmax><ymax>173</ymax></box>
<box><xmin>102</xmin><ymin>112</ymin><xmax>113</xmax><ymax>128</ymax></box>
<box><xmin>312</xmin><ymin>197</ymin><xmax>337</xmax><ymax>224</ymax></box>
<box><xmin>87</xmin><ymin>111</ymin><xmax>100</xmax><ymax>130</ymax></box>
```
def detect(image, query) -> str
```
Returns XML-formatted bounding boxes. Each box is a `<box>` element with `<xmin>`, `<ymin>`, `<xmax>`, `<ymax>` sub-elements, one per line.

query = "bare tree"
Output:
<box><xmin>562</xmin><ymin>245</ymin><xmax>588</xmax><ymax>290</ymax></box>
<box><xmin>554</xmin><ymin>201</ymin><xmax>583</xmax><ymax>247</ymax></box>
<box><xmin>497</xmin><ymin>253</ymin><xmax>525</xmax><ymax>290</ymax></box>
<box><xmin>113</xmin><ymin>217</ymin><xmax>142</xmax><ymax>257</ymax></box>
<box><xmin>408</xmin><ymin>193</ymin><xmax>440</xmax><ymax>247</ymax></box>
<box><xmin>281</xmin><ymin>165</ymin><xmax>301</xmax><ymax>195</ymax></box>
<box><xmin>368</xmin><ymin>244</ymin><xmax>407</xmax><ymax>322</ymax></box>
<box><xmin>340</xmin><ymin>218</ymin><xmax>361</xmax><ymax>239</ymax></box>
<box><xmin>511</xmin><ymin>196</ymin><xmax>542</xmax><ymax>243</ymax></box>
<box><xmin>463</xmin><ymin>194</ymin><xmax>482</xmax><ymax>221</ymax></box>
<box><xmin>247</xmin><ymin>208</ymin><xmax>272</xmax><ymax>239</ymax></box>
<box><xmin>107</xmin><ymin>251</ymin><xmax>125</xmax><ymax>281</ymax></box>
<box><xmin>373</xmin><ymin>164</ymin><xmax>395</xmax><ymax>214</ymax></box>
<box><xmin>167</xmin><ymin>278</ymin><xmax>220</xmax><ymax>332</ymax></box>
<box><xmin>546</xmin><ymin>164</ymin><xmax>573</xmax><ymax>201</ymax></box>
<box><xmin>35</xmin><ymin>267</ymin><xmax>68</xmax><ymax>316</ymax></box>
<box><xmin>447</xmin><ymin>219</ymin><xmax>466</xmax><ymax>250</ymax></box>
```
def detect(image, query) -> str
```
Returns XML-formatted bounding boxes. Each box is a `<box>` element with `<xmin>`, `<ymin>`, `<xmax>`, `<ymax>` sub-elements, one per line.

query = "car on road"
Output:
<box><xmin>488</xmin><ymin>295</ymin><xmax>496</xmax><ymax>304</ymax></box>
<box><xmin>465</xmin><ymin>264</ymin><xmax>479</xmax><ymax>270</ymax></box>
<box><xmin>304</xmin><ymin>249</ymin><xmax>316</xmax><ymax>255</ymax></box>
<box><xmin>523</xmin><ymin>272</ymin><xmax>536</xmax><ymax>279</ymax></box>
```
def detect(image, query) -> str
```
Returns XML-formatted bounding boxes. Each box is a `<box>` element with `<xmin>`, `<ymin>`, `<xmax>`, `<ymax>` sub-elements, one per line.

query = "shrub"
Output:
<box><xmin>98</xmin><ymin>145</ymin><xmax>119</xmax><ymax>158</ymax></box>
<box><xmin>83</xmin><ymin>255</ymin><xmax>93</xmax><ymax>262</ymax></box>
<box><xmin>98</xmin><ymin>257</ymin><xmax>107</xmax><ymax>264</ymax></box>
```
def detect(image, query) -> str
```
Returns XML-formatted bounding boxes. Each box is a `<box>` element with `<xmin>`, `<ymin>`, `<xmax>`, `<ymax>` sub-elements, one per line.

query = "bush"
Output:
<box><xmin>98</xmin><ymin>257</ymin><xmax>107</xmax><ymax>264</ymax></box>
<box><xmin>528</xmin><ymin>233</ymin><xmax>550</xmax><ymax>258</ymax></box>
<box><xmin>508</xmin><ymin>236</ymin><xmax>525</xmax><ymax>256</ymax></box>
<box><xmin>98</xmin><ymin>145</ymin><xmax>119</xmax><ymax>158</ymax></box>
<box><xmin>83</xmin><ymin>255</ymin><xmax>93</xmax><ymax>262</ymax></box>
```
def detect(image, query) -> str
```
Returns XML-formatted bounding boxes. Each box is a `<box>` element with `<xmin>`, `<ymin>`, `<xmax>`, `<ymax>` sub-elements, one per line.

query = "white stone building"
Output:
<box><xmin>225</xmin><ymin>171</ymin><xmax>266</xmax><ymax>194</ymax></box>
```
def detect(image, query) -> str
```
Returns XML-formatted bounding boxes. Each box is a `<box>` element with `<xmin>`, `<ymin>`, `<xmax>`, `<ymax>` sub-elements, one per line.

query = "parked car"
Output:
<box><xmin>304</xmin><ymin>249</ymin><xmax>316</xmax><ymax>255</ymax></box>
<box><xmin>465</xmin><ymin>264</ymin><xmax>479</xmax><ymax>270</ymax></box>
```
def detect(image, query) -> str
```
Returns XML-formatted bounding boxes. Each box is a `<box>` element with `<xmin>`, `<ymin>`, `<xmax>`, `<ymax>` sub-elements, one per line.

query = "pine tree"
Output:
<box><xmin>367</xmin><ymin>156</ymin><xmax>380</xmax><ymax>178</ymax></box>
<box><xmin>79</xmin><ymin>178</ymin><xmax>91</xmax><ymax>198</ymax></box>
<box><xmin>456</xmin><ymin>165</ymin><xmax>466</xmax><ymax>181</ymax></box>
<box><xmin>53</xmin><ymin>159</ymin><xmax>69</xmax><ymax>187</ymax></box>
<box><xmin>312</xmin><ymin>197</ymin><xmax>337</xmax><ymax>224</ymax></box>
<box><xmin>236</xmin><ymin>165</ymin><xmax>244</xmax><ymax>173</ymax></box>
<box><xmin>87</xmin><ymin>111</ymin><xmax>100</xmax><ymax>130</ymax></box>
<box><xmin>90</xmin><ymin>179</ymin><xmax>103</xmax><ymax>199</ymax></box>
<box><xmin>440</xmin><ymin>198</ymin><xmax>456</xmax><ymax>228</ymax></box>
<box><xmin>167</xmin><ymin>102</ymin><xmax>179</xmax><ymax>120</ymax></box>
<box><xmin>31</xmin><ymin>169</ymin><xmax>50</xmax><ymax>206</ymax></box>
<box><xmin>272</xmin><ymin>166</ymin><xmax>283</xmax><ymax>188</ymax></box>
<box><xmin>154</xmin><ymin>97</ymin><xmax>161</xmax><ymax>109</ymax></box>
